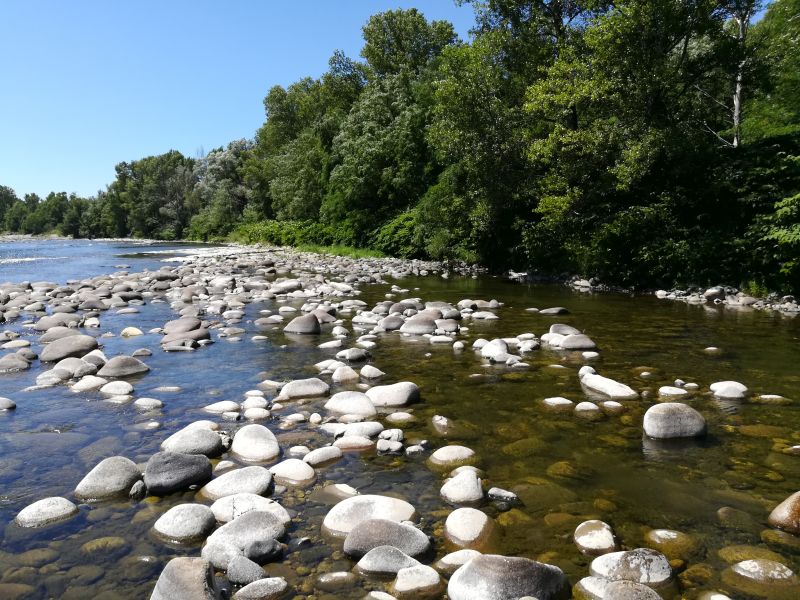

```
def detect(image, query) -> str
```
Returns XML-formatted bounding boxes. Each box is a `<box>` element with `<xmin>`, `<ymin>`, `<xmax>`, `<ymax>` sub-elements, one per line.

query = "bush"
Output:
<box><xmin>370</xmin><ymin>210</ymin><xmax>425</xmax><ymax>258</ymax></box>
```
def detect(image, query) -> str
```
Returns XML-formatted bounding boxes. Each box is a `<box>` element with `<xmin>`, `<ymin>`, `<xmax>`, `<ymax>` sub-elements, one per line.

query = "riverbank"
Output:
<box><xmin>1</xmin><ymin>241</ymin><xmax>799</xmax><ymax>599</ymax></box>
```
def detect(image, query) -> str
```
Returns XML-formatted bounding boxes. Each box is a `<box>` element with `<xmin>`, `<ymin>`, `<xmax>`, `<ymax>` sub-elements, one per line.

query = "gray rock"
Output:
<box><xmin>604</xmin><ymin>580</ymin><xmax>663</xmax><ymax>599</ymax></box>
<box><xmin>590</xmin><ymin>548</ymin><xmax>672</xmax><ymax>587</ymax></box>
<box><xmin>233</xmin><ymin>577</ymin><xmax>289</xmax><ymax>600</ymax></box>
<box><xmin>0</xmin><ymin>396</ymin><xmax>17</xmax><ymax>410</ymax></box>
<box><xmin>153</xmin><ymin>504</ymin><xmax>216</xmax><ymax>542</ymax></box>
<box><xmin>0</xmin><ymin>353</ymin><xmax>31</xmax><ymax>372</ymax></box>
<box><xmin>210</xmin><ymin>493</ymin><xmax>290</xmax><ymax>524</ymax></box>
<box><xmin>200</xmin><ymin>466</ymin><xmax>273</xmax><ymax>501</ymax></box>
<box><xmin>284</xmin><ymin>314</ymin><xmax>320</xmax><ymax>334</ymax></box>
<box><xmin>206</xmin><ymin>510</ymin><xmax>286</xmax><ymax>555</ymax></box>
<box><xmin>323</xmin><ymin>494</ymin><xmax>417</xmax><ymax>538</ymax></box>
<box><xmin>164</xmin><ymin>317</ymin><xmax>202</xmax><ymax>334</ymax></box>
<box><xmin>560</xmin><ymin>334</ymin><xmax>597</xmax><ymax>350</ymax></box>
<box><xmin>97</xmin><ymin>355</ymin><xmax>150</xmax><ymax>377</ymax></box>
<box><xmin>201</xmin><ymin>541</ymin><xmax>242</xmax><ymax>571</ymax></box>
<box><xmin>303</xmin><ymin>446</ymin><xmax>343</xmax><ymax>466</ymax></box>
<box><xmin>448</xmin><ymin>554</ymin><xmax>569</xmax><ymax>600</ymax></box>
<box><xmin>144</xmin><ymin>452</ymin><xmax>212</xmax><ymax>495</ymax></box>
<box><xmin>357</xmin><ymin>546</ymin><xmax>420</xmax><ymax>575</ymax></box>
<box><xmin>574</xmin><ymin>520</ymin><xmax>617</xmax><ymax>556</ymax></box>
<box><xmin>324</xmin><ymin>391</ymin><xmax>377</xmax><ymax>417</ymax></box>
<box><xmin>231</xmin><ymin>424</ymin><xmax>281</xmax><ymax>462</ymax></box>
<box><xmin>269</xmin><ymin>458</ymin><xmax>315</xmax><ymax>486</ymax></box>
<box><xmin>15</xmin><ymin>496</ymin><xmax>78</xmax><ymax>527</ymax></box>
<box><xmin>150</xmin><ymin>557</ymin><xmax>220</xmax><ymax>600</ymax></box>
<box><xmin>278</xmin><ymin>377</ymin><xmax>329</xmax><ymax>400</ymax></box>
<box><xmin>643</xmin><ymin>403</ymin><xmax>706</xmax><ymax>439</ymax></box>
<box><xmin>344</xmin><ymin>518</ymin><xmax>431</xmax><ymax>558</ymax></box>
<box><xmin>75</xmin><ymin>456</ymin><xmax>142</xmax><ymax>501</ymax></box>
<box><xmin>227</xmin><ymin>555</ymin><xmax>265</xmax><ymax>585</ymax></box>
<box><xmin>40</xmin><ymin>334</ymin><xmax>98</xmax><ymax>362</ymax></box>
<box><xmin>441</xmin><ymin>470</ymin><xmax>483</xmax><ymax>505</ymax></box>
<box><xmin>539</xmin><ymin>307</ymin><xmax>570</xmax><ymax>315</ymax></box>
<box><xmin>161</xmin><ymin>426</ymin><xmax>224</xmax><ymax>457</ymax></box>
<box><xmin>366</xmin><ymin>382</ymin><xmax>420</xmax><ymax>407</ymax></box>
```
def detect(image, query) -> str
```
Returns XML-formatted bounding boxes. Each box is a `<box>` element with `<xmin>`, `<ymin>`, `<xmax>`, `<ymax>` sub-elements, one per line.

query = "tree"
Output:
<box><xmin>0</xmin><ymin>185</ymin><xmax>18</xmax><ymax>225</ymax></box>
<box><xmin>361</xmin><ymin>9</ymin><xmax>457</xmax><ymax>76</ymax></box>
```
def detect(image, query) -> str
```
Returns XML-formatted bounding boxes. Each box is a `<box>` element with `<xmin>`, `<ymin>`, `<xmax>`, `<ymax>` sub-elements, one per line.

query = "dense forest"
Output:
<box><xmin>2</xmin><ymin>0</ymin><xmax>799</xmax><ymax>291</ymax></box>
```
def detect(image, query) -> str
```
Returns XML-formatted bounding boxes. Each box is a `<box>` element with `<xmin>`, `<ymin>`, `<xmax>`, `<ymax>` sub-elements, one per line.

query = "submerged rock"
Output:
<box><xmin>15</xmin><ymin>497</ymin><xmax>78</xmax><ymax>528</ymax></box>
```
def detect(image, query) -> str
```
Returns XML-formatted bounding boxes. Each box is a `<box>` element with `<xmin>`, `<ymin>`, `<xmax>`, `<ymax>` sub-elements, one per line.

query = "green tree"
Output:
<box><xmin>361</xmin><ymin>8</ymin><xmax>456</xmax><ymax>76</ymax></box>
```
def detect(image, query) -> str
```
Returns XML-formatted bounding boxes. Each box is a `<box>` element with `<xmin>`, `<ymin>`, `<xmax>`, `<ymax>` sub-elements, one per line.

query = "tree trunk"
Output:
<box><xmin>732</xmin><ymin>12</ymin><xmax>750</xmax><ymax>149</ymax></box>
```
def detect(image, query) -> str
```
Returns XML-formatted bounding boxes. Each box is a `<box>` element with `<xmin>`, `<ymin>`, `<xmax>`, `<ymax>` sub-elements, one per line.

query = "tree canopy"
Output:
<box><xmin>4</xmin><ymin>2</ymin><xmax>799</xmax><ymax>291</ymax></box>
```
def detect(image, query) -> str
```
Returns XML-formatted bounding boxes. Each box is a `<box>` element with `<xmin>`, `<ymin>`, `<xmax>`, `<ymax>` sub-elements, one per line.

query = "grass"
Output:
<box><xmin>294</xmin><ymin>244</ymin><xmax>386</xmax><ymax>259</ymax></box>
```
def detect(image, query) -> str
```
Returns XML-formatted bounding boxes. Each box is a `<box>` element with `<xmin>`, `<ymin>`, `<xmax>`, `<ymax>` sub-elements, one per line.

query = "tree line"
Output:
<box><xmin>2</xmin><ymin>0</ymin><xmax>799</xmax><ymax>291</ymax></box>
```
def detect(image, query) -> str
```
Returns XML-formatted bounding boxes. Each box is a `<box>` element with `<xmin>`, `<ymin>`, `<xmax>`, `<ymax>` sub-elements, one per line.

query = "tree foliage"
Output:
<box><xmin>3</xmin><ymin>4</ymin><xmax>800</xmax><ymax>291</ymax></box>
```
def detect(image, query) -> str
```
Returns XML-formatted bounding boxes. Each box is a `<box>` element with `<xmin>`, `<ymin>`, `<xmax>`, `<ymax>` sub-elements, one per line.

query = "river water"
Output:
<box><xmin>0</xmin><ymin>239</ymin><xmax>799</xmax><ymax>599</ymax></box>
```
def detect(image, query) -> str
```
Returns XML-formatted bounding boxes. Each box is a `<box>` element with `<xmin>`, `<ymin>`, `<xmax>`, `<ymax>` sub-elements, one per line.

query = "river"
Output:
<box><xmin>0</xmin><ymin>239</ymin><xmax>799</xmax><ymax>599</ymax></box>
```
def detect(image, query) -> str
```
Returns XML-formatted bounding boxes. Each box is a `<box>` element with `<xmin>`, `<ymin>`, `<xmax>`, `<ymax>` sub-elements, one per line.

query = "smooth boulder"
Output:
<box><xmin>74</xmin><ymin>456</ymin><xmax>141</xmax><ymax>501</ymax></box>
<box><xmin>150</xmin><ymin>557</ymin><xmax>220</xmax><ymax>600</ymax></box>
<box><xmin>448</xmin><ymin>554</ymin><xmax>570</xmax><ymax>600</ymax></box>
<box><xmin>144</xmin><ymin>452</ymin><xmax>212</xmax><ymax>496</ymax></box>
<box><xmin>643</xmin><ymin>403</ymin><xmax>706</xmax><ymax>439</ymax></box>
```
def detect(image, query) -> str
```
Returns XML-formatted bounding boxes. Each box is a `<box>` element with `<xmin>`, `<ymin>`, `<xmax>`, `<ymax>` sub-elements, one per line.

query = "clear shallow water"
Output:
<box><xmin>0</xmin><ymin>238</ymin><xmax>214</xmax><ymax>283</ymax></box>
<box><xmin>0</xmin><ymin>240</ymin><xmax>799</xmax><ymax>599</ymax></box>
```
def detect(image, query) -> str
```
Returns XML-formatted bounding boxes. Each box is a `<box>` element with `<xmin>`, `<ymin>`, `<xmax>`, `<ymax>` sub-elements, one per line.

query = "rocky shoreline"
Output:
<box><xmin>0</xmin><ymin>244</ymin><xmax>799</xmax><ymax>599</ymax></box>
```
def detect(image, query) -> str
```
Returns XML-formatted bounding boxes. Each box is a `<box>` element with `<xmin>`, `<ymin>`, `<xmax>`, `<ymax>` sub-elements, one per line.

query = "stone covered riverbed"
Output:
<box><xmin>1</xmin><ymin>243</ymin><xmax>800</xmax><ymax>600</ymax></box>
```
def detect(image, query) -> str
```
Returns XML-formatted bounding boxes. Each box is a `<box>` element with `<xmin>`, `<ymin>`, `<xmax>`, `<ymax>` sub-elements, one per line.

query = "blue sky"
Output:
<box><xmin>0</xmin><ymin>1</ymin><xmax>475</xmax><ymax>198</ymax></box>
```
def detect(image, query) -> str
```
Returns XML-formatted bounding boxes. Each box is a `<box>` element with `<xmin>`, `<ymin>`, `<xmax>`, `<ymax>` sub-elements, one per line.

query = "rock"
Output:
<box><xmin>357</xmin><ymin>546</ymin><xmax>421</xmax><ymax>575</ymax></box>
<box><xmin>574</xmin><ymin>520</ymin><xmax>617</xmax><ymax>556</ymax></box>
<box><xmin>15</xmin><ymin>497</ymin><xmax>78</xmax><ymax>527</ymax></box>
<box><xmin>284</xmin><ymin>314</ymin><xmax>320</xmax><ymax>334</ymax></box>
<box><xmin>643</xmin><ymin>403</ymin><xmax>706</xmax><ymax>439</ymax></box>
<box><xmin>561</xmin><ymin>334</ymin><xmax>597</xmax><ymax>350</ymax></box>
<box><xmin>332</xmin><ymin>365</ymin><xmax>359</xmax><ymax>383</ymax></box>
<box><xmin>97</xmin><ymin>355</ymin><xmax>149</xmax><ymax>377</ymax></box>
<box><xmin>227</xmin><ymin>555</ymin><xmax>265</xmax><ymax>586</ymax></box>
<box><xmin>144</xmin><ymin>452</ymin><xmax>212</xmax><ymax>495</ymax></box>
<box><xmin>71</xmin><ymin>375</ymin><xmax>108</xmax><ymax>392</ymax></box>
<box><xmin>361</xmin><ymin>365</ymin><xmax>385</xmax><ymax>379</ymax></box>
<box><xmin>400</xmin><ymin>317</ymin><xmax>436</xmax><ymax>335</ymax></box>
<box><xmin>391</xmin><ymin>564</ymin><xmax>444</xmax><ymax>599</ymax></box>
<box><xmin>578</xmin><ymin>367</ymin><xmax>638</xmax><ymax>400</ymax></box>
<box><xmin>344</xmin><ymin>518</ymin><xmax>431</xmax><ymax>558</ymax></box>
<box><xmin>233</xmin><ymin>577</ymin><xmax>289</xmax><ymax>600</ymax></box>
<box><xmin>448</xmin><ymin>554</ymin><xmax>570</xmax><ymax>600</ymax></box>
<box><xmin>658</xmin><ymin>386</ymin><xmax>688</xmax><ymax>398</ymax></box>
<box><xmin>206</xmin><ymin>510</ymin><xmax>286</xmax><ymax>556</ymax></box>
<box><xmin>210</xmin><ymin>493</ymin><xmax>291</xmax><ymax>524</ymax></box>
<box><xmin>201</xmin><ymin>541</ymin><xmax>242</xmax><ymax>571</ymax></box>
<box><xmin>269</xmin><ymin>458</ymin><xmax>315</xmax><ymax>486</ymax></box>
<box><xmin>324</xmin><ymin>391</ymin><xmax>377</xmax><ymax>417</ymax></box>
<box><xmin>722</xmin><ymin>559</ymin><xmax>799</xmax><ymax>598</ymax></box>
<box><xmin>441</xmin><ymin>470</ymin><xmax>483</xmax><ymax>504</ymax></box>
<box><xmin>429</xmin><ymin>445</ymin><xmax>475</xmax><ymax>468</ymax></box>
<box><xmin>366</xmin><ymin>382</ymin><xmax>420</xmax><ymax>407</ymax></box>
<box><xmin>278</xmin><ymin>377</ymin><xmax>329</xmax><ymax>400</ymax></box>
<box><xmin>303</xmin><ymin>446</ymin><xmax>343</xmax><ymax>466</ymax></box>
<box><xmin>768</xmin><ymin>491</ymin><xmax>800</xmax><ymax>535</ymax></box>
<box><xmin>153</xmin><ymin>504</ymin><xmax>216</xmax><ymax>542</ymax></box>
<box><xmin>444</xmin><ymin>508</ymin><xmax>494</xmax><ymax>550</ymax></box>
<box><xmin>603</xmin><ymin>580</ymin><xmax>663</xmax><ymax>599</ymax></box>
<box><xmin>149</xmin><ymin>557</ymin><xmax>220</xmax><ymax>600</ymax></box>
<box><xmin>40</xmin><ymin>335</ymin><xmax>98</xmax><ymax>362</ymax></box>
<box><xmin>0</xmin><ymin>396</ymin><xmax>16</xmax><ymax>410</ymax></box>
<box><xmin>322</xmin><ymin>494</ymin><xmax>417</xmax><ymax>538</ymax></box>
<box><xmin>161</xmin><ymin>426</ymin><xmax>224</xmax><ymax>457</ymax></box>
<box><xmin>100</xmin><ymin>380</ymin><xmax>134</xmax><ymax>396</ymax></box>
<box><xmin>645</xmin><ymin>529</ymin><xmax>700</xmax><ymax>560</ymax></box>
<box><xmin>53</xmin><ymin>357</ymin><xmax>97</xmax><ymax>377</ymax></box>
<box><xmin>199</xmin><ymin>466</ymin><xmax>273</xmax><ymax>501</ymax></box>
<box><xmin>711</xmin><ymin>380</ymin><xmax>748</xmax><ymax>399</ymax></box>
<box><xmin>231</xmin><ymin>424</ymin><xmax>281</xmax><ymax>462</ymax></box>
<box><xmin>590</xmin><ymin>548</ymin><xmax>672</xmax><ymax>587</ymax></box>
<box><xmin>74</xmin><ymin>456</ymin><xmax>141</xmax><ymax>501</ymax></box>
<box><xmin>0</xmin><ymin>353</ymin><xmax>31</xmax><ymax>372</ymax></box>
<box><xmin>539</xmin><ymin>307</ymin><xmax>570</xmax><ymax>315</ymax></box>
<box><xmin>435</xmin><ymin>549</ymin><xmax>482</xmax><ymax>576</ymax></box>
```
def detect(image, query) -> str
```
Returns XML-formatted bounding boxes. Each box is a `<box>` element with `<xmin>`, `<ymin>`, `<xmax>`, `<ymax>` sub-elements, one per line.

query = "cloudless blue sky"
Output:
<box><xmin>0</xmin><ymin>1</ymin><xmax>475</xmax><ymax>198</ymax></box>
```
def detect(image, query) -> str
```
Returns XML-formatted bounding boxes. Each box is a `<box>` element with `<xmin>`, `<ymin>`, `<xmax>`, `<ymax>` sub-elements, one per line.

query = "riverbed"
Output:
<box><xmin>0</xmin><ymin>239</ymin><xmax>799</xmax><ymax>599</ymax></box>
